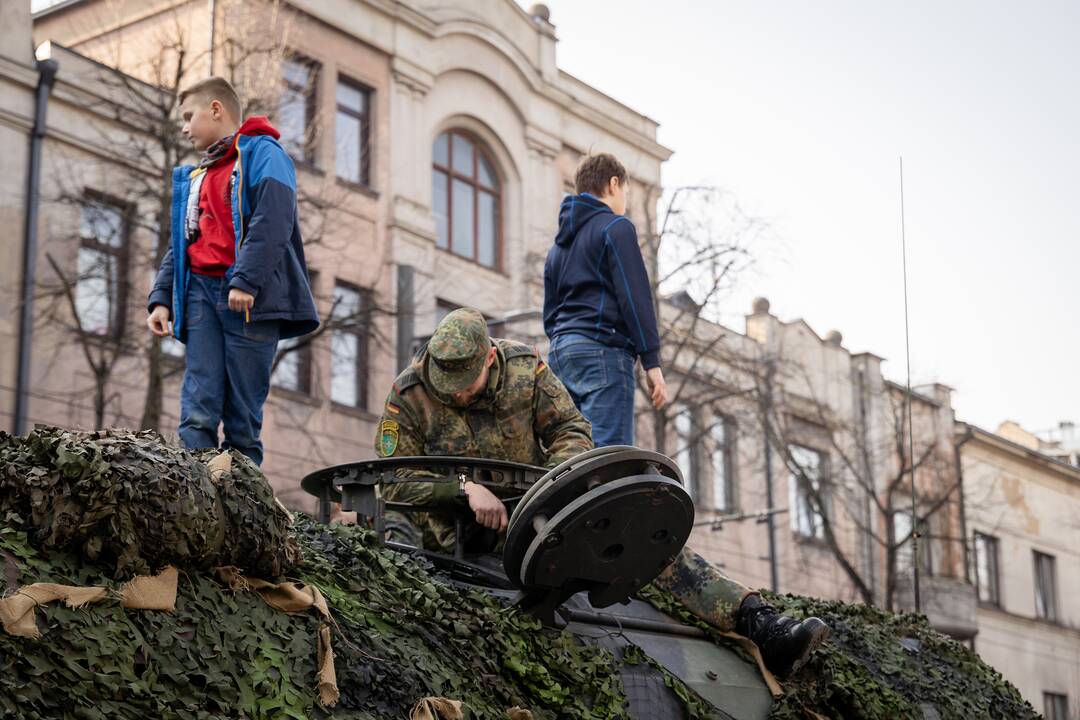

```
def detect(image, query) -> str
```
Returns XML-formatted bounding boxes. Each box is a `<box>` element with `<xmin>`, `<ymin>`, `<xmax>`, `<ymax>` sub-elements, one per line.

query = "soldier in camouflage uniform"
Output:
<box><xmin>375</xmin><ymin>308</ymin><xmax>592</xmax><ymax>551</ymax></box>
<box><xmin>375</xmin><ymin>307</ymin><xmax>827</xmax><ymax>677</ymax></box>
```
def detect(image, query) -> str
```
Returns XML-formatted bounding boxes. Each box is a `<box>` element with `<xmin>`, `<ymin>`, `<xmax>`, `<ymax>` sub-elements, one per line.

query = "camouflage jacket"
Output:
<box><xmin>375</xmin><ymin>338</ymin><xmax>593</xmax><ymax>514</ymax></box>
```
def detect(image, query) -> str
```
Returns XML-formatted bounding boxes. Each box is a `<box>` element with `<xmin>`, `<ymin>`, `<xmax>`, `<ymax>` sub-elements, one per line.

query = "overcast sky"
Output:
<box><xmin>530</xmin><ymin>0</ymin><xmax>1079</xmax><ymax>435</ymax></box>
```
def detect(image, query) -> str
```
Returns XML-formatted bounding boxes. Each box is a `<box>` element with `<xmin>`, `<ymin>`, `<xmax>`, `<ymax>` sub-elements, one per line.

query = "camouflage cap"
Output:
<box><xmin>426</xmin><ymin>308</ymin><xmax>492</xmax><ymax>395</ymax></box>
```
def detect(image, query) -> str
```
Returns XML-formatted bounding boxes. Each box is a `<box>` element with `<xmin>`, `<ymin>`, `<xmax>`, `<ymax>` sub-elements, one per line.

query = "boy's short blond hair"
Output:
<box><xmin>179</xmin><ymin>76</ymin><xmax>242</xmax><ymax>121</ymax></box>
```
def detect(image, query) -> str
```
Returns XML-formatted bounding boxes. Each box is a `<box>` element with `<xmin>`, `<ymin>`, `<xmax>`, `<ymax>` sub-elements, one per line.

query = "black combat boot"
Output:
<box><xmin>735</xmin><ymin>594</ymin><xmax>830</xmax><ymax>678</ymax></box>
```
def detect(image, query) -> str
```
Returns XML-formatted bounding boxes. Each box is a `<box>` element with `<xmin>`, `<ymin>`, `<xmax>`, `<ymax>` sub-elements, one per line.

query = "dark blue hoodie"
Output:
<box><xmin>543</xmin><ymin>193</ymin><xmax>661</xmax><ymax>369</ymax></box>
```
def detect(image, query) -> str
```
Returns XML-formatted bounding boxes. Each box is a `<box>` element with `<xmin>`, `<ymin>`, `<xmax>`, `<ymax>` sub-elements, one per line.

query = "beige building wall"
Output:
<box><xmin>961</xmin><ymin>425</ymin><xmax>1080</xmax><ymax>715</ymax></box>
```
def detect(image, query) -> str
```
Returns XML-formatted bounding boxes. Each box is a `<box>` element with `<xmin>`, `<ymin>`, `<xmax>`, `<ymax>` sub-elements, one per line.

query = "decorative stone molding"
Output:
<box><xmin>391</xmin><ymin>57</ymin><xmax>432</xmax><ymax>97</ymax></box>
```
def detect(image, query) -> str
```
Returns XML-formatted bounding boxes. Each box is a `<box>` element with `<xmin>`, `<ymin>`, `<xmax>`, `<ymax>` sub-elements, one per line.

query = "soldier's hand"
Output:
<box><xmin>464</xmin><ymin>481</ymin><xmax>508</xmax><ymax>532</ymax></box>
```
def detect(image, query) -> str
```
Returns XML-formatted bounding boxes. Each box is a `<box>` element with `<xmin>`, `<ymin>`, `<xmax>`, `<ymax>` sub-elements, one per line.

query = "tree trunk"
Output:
<box><xmin>652</xmin><ymin>408</ymin><xmax>666</xmax><ymax>454</ymax></box>
<box><xmin>140</xmin><ymin>200</ymin><xmax>172</xmax><ymax>432</ymax></box>
<box><xmin>94</xmin><ymin>370</ymin><xmax>107</xmax><ymax>429</ymax></box>
<box><xmin>883</xmin><ymin>514</ymin><xmax>897</xmax><ymax>611</ymax></box>
<box><xmin>141</xmin><ymin>337</ymin><xmax>164</xmax><ymax>430</ymax></box>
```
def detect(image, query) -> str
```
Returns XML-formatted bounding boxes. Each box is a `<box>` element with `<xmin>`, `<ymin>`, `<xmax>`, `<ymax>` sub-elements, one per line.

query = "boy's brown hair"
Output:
<box><xmin>178</xmin><ymin>76</ymin><xmax>242</xmax><ymax>121</ymax></box>
<box><xmin>574</xmin><ymin>153</ymin><xmax>627</xmax><ymax>197</ymax></box>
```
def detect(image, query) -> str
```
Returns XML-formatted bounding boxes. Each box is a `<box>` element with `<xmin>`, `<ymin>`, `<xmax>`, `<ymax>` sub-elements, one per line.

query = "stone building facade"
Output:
<box><xmin>7</xmin><ymin>0</ymin><xmax>670</xmax><ymax>510</ymax></box>
<box><xmin>960</xmin><ymin>423</ymin><xmax>1080</xmax><ymax>718</ymax></box>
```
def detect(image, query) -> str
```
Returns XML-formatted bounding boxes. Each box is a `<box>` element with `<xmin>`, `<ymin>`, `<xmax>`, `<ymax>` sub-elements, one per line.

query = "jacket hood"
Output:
<box><xmin>555</xmin><ymin>193</ymin><xmax>613</xmax><ymax>247</ymax></box>
<box><xmin>237</xmin><ymin>115</ymin><xmax>280</xmax><ymax>140</ymax></box>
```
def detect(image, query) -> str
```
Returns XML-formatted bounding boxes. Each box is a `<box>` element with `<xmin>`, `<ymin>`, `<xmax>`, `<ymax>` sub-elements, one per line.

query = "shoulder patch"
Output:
<box><xmin>379</xmin><ymin>420</ymin><xmax>400</xmax><ymax>456</ymax></box>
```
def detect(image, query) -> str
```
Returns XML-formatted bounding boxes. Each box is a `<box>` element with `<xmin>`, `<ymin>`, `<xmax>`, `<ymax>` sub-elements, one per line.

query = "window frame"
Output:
<box><xmin>329</xmin><ymin>280</ymin><xmax>370</xmax><ymax>411</ymax></box>
<box><xmin>280</xmin><ymin>54</ymin><xmax>319</xmax><ymax>165</ymax></box>
<box><xmin>432</xmin><ymin>129</ymin><xmax>503</xmax><ymax>271</ymax></box>
<box><xmin>709</xmin><ymin>412</ymin><xmax>736</xmax><ymax>513</ymax></box>
<box><xmin>894</xmin><ymin>510</ymin><xmax>933</xmax><ymax>575</ymax></box>
<box><xmin>973</xmin><ymin>532</ymin><xmax>1001</xmax><ymax>607</ymax></box>
<box><xmin>334</xmin><ymin>74</ymin><xmax>372</xmax><ymax>188</ymax></box>
<box><xmin>788</xmin><ymin>444</ymin><xmax>828</xmax><ymax>541</ymax></box>
<box><xmin>1033</xmin><ymin>550</ymin><xmax>1058</xmax><ymax>622</ymax></box>
<box><xmin>76</xmin><ymin>192</ymin><xmax>131</xmax><ymax>340</ymax></box>
<box><xmin>270</xmin><ymin>270</ymin><xmax>317</xmax><ymax>397</ymax></box>
<box><xmin>1044</xmin><ymin>692</ymin><xmax>1069</xmax><ymax>720</ymax></box>
<box><xmin>672</xmin><ymin>405</ymin><xmax>699</xmax><ymax>501</ymax></box>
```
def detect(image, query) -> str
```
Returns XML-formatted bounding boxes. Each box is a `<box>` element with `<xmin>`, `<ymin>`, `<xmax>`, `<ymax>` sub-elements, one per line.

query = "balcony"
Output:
<box><xmin>894</xmin><ymin>575</ymin><xmax>978</xmax><ymax>639</ymax></box>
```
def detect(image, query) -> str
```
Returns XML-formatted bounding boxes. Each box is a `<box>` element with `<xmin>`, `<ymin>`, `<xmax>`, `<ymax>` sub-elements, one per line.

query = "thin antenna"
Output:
<box><xmin>899</xmin><ymin>156</ymin><xmax>921</xmax><ymax>613</ymax></box>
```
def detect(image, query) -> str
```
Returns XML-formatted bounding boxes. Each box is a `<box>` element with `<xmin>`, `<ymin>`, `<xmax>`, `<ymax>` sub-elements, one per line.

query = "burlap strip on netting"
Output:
<box><xmin>0</xmin><ymin>566</ymin><xmax>178</xmax><ymax>638</ymax></box>
<box><xmin>214</xmin><ymin>565</ymin><xmax>339</xmax><ymax>707</ymax></box>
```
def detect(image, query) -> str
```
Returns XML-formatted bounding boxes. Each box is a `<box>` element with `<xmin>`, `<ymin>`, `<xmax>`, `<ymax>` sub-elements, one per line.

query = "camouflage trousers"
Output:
<box><xmin>653</xmin><ymin>546</ymin><xmax>755</xmax><ymax>633</ymax></box>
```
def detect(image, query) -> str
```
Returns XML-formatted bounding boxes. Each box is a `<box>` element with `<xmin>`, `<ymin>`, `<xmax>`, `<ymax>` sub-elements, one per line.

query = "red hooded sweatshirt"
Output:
<box><xmin>188</xmin><ymin>116</ymin><xmax>280</xmax><ymax>276</ymax></box>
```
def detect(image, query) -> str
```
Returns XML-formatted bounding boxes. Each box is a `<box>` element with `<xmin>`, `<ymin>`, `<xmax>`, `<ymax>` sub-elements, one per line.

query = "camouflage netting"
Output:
<box><xmin>0</xmin><ymin>429</ymin><xmax>1038</xmax><ymax>719</ymax></box>
<box><xmin>0</xmin><ymin>427</ymin><xmax>298</xmax><ymax>579</ymax></box>
<box><xmin>640</xmin><ymin>586</ymin><xmax>1040</xmax><ymax>720</ymax></box>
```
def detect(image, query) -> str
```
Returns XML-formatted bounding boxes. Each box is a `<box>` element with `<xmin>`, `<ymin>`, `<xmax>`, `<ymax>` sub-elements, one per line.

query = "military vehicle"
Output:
<box><xmin>302</xmin><ymin>444</ymin><xmax>775</xmax><ymax>720</ymax></box>
<box><xmin>1</xmin><ymin>427</ymin><xmax>1040</xmax><ymax>719</ymax></box>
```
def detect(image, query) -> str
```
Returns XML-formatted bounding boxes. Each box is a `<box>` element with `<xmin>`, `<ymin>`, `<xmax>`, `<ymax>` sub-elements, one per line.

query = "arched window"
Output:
<box><xmin>432</xmin><ymin>130</ymin><xmax>501</xmax><ymax>269</ymax></box>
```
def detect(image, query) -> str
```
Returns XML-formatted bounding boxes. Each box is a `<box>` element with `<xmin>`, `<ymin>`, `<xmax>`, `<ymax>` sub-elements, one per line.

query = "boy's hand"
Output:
<box><xmin>147</xmin><ymin>306</ymin><xmax>172</xmax><ymax>337</ymax></box>
<box><xmin>646</xmin><ymin>366</ymin><xmax>668</xmax><ymax>410</ymax></box>
<box><xmin>228</xmin><ymin>288</ymin><xmax>255</xmax><ymax>313</ymax></box>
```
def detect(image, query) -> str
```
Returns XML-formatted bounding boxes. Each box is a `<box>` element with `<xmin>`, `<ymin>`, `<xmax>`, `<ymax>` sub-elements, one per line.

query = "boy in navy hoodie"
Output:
<box><xmin>543</xmin><ymin>153</ymin><xmax>668</xmax><ymax>446</ymax></box>
<box><xmin>147</xmin><ymin>76</ymin><xmax>319</xmax><ymax>465</ymax></box>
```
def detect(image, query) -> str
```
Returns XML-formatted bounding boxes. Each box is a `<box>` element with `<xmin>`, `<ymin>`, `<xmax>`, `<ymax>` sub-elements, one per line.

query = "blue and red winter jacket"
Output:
<box><xmin>543</xmin><ymin>193</ymin><xmax>661</xmax><ymax>369</ymax></box>
<box><xmin>148</xmin><ymin>120</ymin><xmax>320</xmax><ymax>342</ymax></box>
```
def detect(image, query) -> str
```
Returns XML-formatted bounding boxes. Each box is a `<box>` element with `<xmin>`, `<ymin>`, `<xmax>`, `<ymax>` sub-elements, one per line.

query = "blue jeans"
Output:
<box><xmin>178</xmin><ymin>273</ymin><xmax>280</xmax><ymax>465</ymax></box>
<box><xmin>548</xmin><ymin>333</ymin><xmax>636</xmax><ymax>447</ymax></box>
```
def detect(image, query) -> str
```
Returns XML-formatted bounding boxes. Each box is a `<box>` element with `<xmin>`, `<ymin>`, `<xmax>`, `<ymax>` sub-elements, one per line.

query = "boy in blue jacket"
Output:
<box><xmin>543</xmin><ymin>153</ymin><xmax>668</xmax><ymax>446</ymax></box>
<box><xmin>147</xmin><ymin>76</ymin><xmax>319</xmax><ymax>465</ymax></box>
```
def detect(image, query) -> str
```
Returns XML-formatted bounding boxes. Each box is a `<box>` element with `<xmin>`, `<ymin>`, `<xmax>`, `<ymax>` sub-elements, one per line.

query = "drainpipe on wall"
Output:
<box><xmin>953</xmin><ymin>423</ymin><xmax>975</xmax><ymax>584</ymax></box>
<box><xmin>761</xmin><ymin>357</ymin><xmax>779</xmax><ymax>592</ymax></box>
<box><xmin>207</xmin><ymin>0</ymin><xmax>217</xmax><ymax>75</ymax></box>
<box><xmin>854</xmin><ymin>364</ymin><xmax>878</xmax><ymax>604</ymax></box>
<box><xmin>396</xmin><ymin>265</ymin><xmax>415</xmax><ymax>373</ymax></box>
<box><xmin>13</xmin><ymin>56</ymin><xmax>59</xmax><ymax>436</ymax></box>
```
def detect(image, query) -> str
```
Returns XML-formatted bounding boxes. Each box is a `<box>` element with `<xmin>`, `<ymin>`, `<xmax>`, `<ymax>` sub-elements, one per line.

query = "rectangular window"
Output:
<box><xmin>710</xmin><ymin>414</ymin><xmax>734</xmax><ymax>512</ymax></box>
<box><xmin>673</xmin><ymin>407</ymin><xmax>696</xmax><ymax>500</ymax></box>
<box><xmin>1033</xmin><ymin>551</ymin><xmax>1058</xmax><ymax>621</ymax></box>
<box><xmin>76</xmin><ymin>198</ymin><xmax>127</xmax><ymax>337</ymax></box>
<box><xmin>280</xmin><ymin>56</ymin><xmax>318</xmax><ymax>163</ymax></box>
<box><xmin>272</xmin><ymin>336</ymin><xmax>312</xmax><ymax>395</ymax></box>
<box><xmin>788</xmin><ymin>445</ymin><xmax>826</xmax><ymax>539</ymax></box>
<box><xmin>1044</xmin><ymin>693</ymin><xmax>1069</xmax><ymax>720</ymax></box>
<box><xmin>334</xmin><ymin>77</ymin><xmax>371</xmax><ymax>186</ymax></box>
<box><xmin>147</xmin><ymin>270</ymin><xmax>184</xmax><ymax>357</ymax></box>
<box><xmin>330</xmin><ymin>282</ymin><xmax>367</xmax><ymax>409</ymax></box>
<box><xmin>973</xmin><ymin>532</ymin><xmax>1001</xmax><ymax>606</ymax></box>
<box><xmin>272</xmin><ymin>273</ymin><xmax>317</xmax><ymax>394</ymax></box>
<box><xmin>894</xmin><ymin>511</ymin><xmax>932</xmax><ymax>574</ymax></box>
